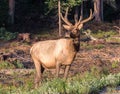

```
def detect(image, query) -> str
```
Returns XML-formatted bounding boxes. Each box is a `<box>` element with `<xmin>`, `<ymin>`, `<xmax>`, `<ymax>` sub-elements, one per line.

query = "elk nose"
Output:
<box><xmin>65</xmin><ymin>32</ymin><xmax>70</xmax><ymax>38</ymax></box>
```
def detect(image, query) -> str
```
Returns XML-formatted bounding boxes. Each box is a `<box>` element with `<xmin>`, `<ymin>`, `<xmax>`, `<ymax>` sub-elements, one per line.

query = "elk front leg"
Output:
<box><xmin>56</xmin><ymin>62</ymin><xmax>61</xmax><ymax>78</ymax></box>
<box><xmin>64</xmin><ymin>65</ymin><xmax>70</xmax><ymax>79</ymax></box>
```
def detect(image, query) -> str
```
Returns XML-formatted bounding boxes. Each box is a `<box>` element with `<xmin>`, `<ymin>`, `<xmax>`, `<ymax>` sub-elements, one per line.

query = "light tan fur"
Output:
<box><xmin>17</xmin><ymin>33</ymin><xmax>30</xmax><ymax>42</ymax></box>
<box><xmin>30</xmin><ymin>39</ymin><xmax>76</xmax><ymax>69</ymax></box>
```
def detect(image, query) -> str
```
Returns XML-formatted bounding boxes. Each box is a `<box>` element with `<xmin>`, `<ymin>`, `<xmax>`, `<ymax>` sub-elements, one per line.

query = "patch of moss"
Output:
<box><xmin>0</xmin><ymin>61</ymin><xmax>15</xmax><ymax>69</ymax></box>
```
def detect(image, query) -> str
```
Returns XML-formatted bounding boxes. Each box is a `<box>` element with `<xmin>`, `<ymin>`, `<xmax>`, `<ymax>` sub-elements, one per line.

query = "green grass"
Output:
<box><xmin>12</xmin><ymin>60</ymin><xmax>24</xmax><ymax>69</ymax></box>
<box><xmin>106</xmin><ymin>37</ymin><xmax>120</xmax><ymax>43</ymax></box>
<box><xmin>91</xmin><ymin>30</ymin><xmax>117</xmax><ymax>39</ymax></box>
<box><xmin>81</xmin><ymin>43</ymin><xmax>105</xmax><ymax>50</ymax></box>
<box><xmin>0</xmin><ymin>60</ymin><xmax>24</xmax><ymax>69</ymax></box>
<box><xmin>29</xmin><ymin>73</ymin><xmax>120</xmax><ymax>94</ymax></box>
<box><xmin>0</xmin><ymin>61</ymin><xmax>15</xmax><ymax>69</ymax></box>
<box><xmin>1</xmin><ymin>70</ymin><xmax>120</xmax><ymax>94</ymax></box>
<box><xmin>112</xmin><ymin>60</ymin><xmax>119</xmax><ymax>68</ymax></box>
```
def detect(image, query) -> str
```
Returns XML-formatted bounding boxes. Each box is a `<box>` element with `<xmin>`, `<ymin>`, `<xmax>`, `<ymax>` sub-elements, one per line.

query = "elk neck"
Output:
<box><xmin>64</xmin><ymin>35</ymin><xmax>80</xmax><ymax>52</ymax></box>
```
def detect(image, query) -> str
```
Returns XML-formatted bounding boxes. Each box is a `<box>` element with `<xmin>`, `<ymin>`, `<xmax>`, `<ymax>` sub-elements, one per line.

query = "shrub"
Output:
<box><xmin>0</xmin><ymin>61</ymin><xmax>15</xmax><ymax>69</ymax></box>
<box><xmin>12</xmin><ymin>60</ymin><xmax>24</xmax><ymax>69</ymax></box>
<box><xmin>0</xmin><ymin>27</ymin><xmax>18</xmax><ymax>41</ymax></box>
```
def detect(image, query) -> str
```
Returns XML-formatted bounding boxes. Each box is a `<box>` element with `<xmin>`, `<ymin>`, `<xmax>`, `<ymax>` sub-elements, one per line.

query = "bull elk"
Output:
<box><xmin>30</xmin><ymin>8</ymin><xmax>93</xmax><ymax>88</ymax></box>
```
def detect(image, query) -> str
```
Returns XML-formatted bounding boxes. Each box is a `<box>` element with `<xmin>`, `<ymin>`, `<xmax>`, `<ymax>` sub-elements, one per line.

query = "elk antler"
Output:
<box><xmin>114</xmin><ymin>26</ymin><xmax>120</xmax><ymax>34</ymax></box>
<box><xmin>61</xmin><ymin>8</ymin><xmax>94</xmax><ymax>31</ymax></box>
<box><xmin>114</xmin><ymin>26</ymin><xmax>120</xmax><ymax>30</ymax></box>
<box><xmin>77</xmin><ymin>9</ymin><xmax>93</xmax><ymax>26</ymax></box>
<box><xmin>81</xmin><ymin>9</ymin><xmax>93</xmax><ymax>24</ymax></box>
<box><xmin>61</xmin><ymin>7</ymin><xmax>73</xmax><ymax>26</ymax></box>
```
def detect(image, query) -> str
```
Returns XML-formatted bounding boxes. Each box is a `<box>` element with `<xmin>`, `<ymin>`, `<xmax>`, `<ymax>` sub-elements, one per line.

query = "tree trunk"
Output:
<box><xmin>94</xmin><ymin>0</ymin><xmax>103</xmax><ymax>22</ymax></box>
<box><xmin>8</xmin><ymin>0</ymin><xmax>15</xmax><ymax>24</ymax></box>
<box><xmin>81</xmin><ymin>1</ymin><xmax>83</xmax><ymax>19</ymax></box>
<box><xmin>101</xmin><ymin>0</ymin><xmax>103</xmax><ymax>21</ymax></box>
<box><xmin>58</xmin><ymin>0</ymin><xmax>62</xmax><ymax>37</ymax></box>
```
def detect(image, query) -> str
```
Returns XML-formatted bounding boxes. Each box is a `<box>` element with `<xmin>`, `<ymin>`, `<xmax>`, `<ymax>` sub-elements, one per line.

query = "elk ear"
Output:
<box><xmin>78</xmin><ymin>24</ymin><xmax>83</xmax><ymax>30</ymax></box>
<box><xmin>63</xmin><ymin>24</ymin><xmax>72</xmax><ymax>31</ymax></box>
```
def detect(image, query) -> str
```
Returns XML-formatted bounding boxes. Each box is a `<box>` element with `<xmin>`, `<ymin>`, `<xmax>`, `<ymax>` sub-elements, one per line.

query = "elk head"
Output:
<box><xmin>61</xmin><ymin>7</ymin><xmax>93</xmax><ymax>51</ymax></box>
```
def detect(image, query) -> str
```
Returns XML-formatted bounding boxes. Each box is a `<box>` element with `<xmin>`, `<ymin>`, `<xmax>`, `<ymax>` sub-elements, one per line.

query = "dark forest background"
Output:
<box><xmin>0</xmin><ymin>0</ymin><xmax>120</xmax><ymax>35</ymax></box>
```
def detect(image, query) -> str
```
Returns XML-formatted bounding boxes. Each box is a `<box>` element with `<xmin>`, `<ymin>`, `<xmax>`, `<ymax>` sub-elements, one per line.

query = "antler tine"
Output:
<box><xmin>61</xmin><ymin>7</ymin><xmax>72</xmax><ymax>26</ymax></box>
<box><xmin>80</xmin><ymin>9</ymin><xmax>93</xmax><ymax>24</ymax></box>
<box><xmin>76</xmin><ymin>8</ymin><xmax>83</xmax><ymax>26</ymax></box>
<box><xmin>65</xmin><ymin>7</ymin><xmax>69</xmax><ymax>19</ymax></box>
<box><xmin>114</xmin><ymin>26</ymin><xmax>120</xmax><ymax>30</ymax></box>
<box><xmin>78</xmin><ymin>15</ymin><xmax>83</xmax><ymax>24</ymax></box>
<box><xmin>74</xmin><ymin>14</ymin><xmax>78</xmax><ymax>24</ymax></box>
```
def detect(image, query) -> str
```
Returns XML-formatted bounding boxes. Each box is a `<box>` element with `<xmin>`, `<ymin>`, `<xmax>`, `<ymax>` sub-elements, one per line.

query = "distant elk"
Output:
<box><xmin>114</xmin><ymin>26</ymin><xmax>120</xmax><ymax>35</ymax></box>
<box><xmin>30</xmin><ymin>8</ymin><xmax>93</xmax><ymax>88</ymax></box>
<box><xmin>17</xmin><ymin>33</ymin><xmax>30</xmax><ymax>42</ymax></box>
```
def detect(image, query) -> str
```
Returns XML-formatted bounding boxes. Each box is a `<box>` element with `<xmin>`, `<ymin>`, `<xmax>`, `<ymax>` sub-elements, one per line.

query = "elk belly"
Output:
<box><xmin>40</xmin><ymin>54</ymin><xmax>56</xmax><ymax>69</ymax></box>
<box><xmin>41</xmin><ymin>62</ymin><xmax>56</xmax><ymax>69</ymax></box>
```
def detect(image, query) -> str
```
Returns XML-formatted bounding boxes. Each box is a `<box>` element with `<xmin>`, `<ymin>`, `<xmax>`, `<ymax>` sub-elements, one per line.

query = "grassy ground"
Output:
<box><xmin>1</xmin><ymin>69</ymin><xmax>120</xmax><ymax>94</ymax></box>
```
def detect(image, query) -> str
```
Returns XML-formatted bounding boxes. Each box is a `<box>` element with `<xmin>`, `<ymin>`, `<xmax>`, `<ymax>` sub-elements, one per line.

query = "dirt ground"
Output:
<box><xmin>0</xmin><ymin>39</ymin><xmax>120</xmax><ymax>76</ymax></box>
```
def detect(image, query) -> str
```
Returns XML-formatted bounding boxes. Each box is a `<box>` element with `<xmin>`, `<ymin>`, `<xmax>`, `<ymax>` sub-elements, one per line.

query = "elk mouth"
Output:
<box><xmin>70</xmin><ymin>31</ymin><xmax>80</xmax><ymax>38</ymax></box>
<box><xmin>73</xmin><ymin>37</ymin><xmax>80</xmax><ymax>52</ymax></box>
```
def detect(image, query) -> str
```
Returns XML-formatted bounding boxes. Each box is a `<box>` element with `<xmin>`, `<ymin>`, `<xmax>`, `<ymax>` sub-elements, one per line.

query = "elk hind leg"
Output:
<box><xmin>33</xmin><ymin>58</ymin><xmax>44</xmax><ymax>88</ymax></box>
